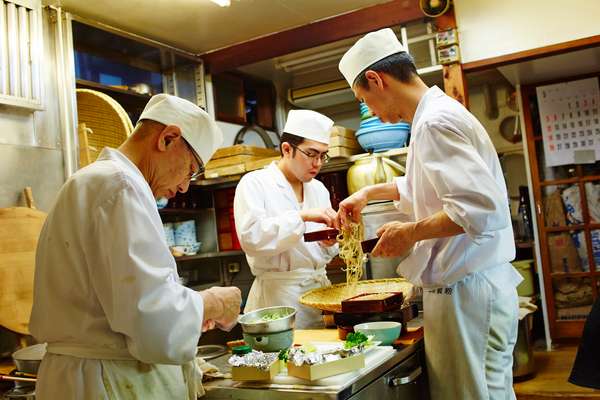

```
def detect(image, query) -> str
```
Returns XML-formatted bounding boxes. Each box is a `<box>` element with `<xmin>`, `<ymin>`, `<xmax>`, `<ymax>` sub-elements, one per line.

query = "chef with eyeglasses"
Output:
<box><xmin>233</xmin><ymin>109</ymin><xmax>339</xmax><ymax>328</ymax></box>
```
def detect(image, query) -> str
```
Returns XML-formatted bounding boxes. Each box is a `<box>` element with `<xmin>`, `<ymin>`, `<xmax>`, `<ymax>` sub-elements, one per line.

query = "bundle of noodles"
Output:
<box><xmin>337</xmin><ymin>222</ymin><xmax>366</xmax><ymax>291</ymax></box>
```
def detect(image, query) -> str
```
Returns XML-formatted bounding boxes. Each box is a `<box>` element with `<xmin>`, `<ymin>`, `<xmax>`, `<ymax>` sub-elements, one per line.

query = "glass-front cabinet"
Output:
<box><xmin>521</xmin><ymin>76</ymin><xmax>600</xmax><ymax>339</ymax></box>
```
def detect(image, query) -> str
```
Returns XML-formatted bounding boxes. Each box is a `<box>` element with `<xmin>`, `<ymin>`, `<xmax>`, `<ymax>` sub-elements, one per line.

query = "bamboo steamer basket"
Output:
<box><xmin>76</xmin><ymin>89</ymin><xmax>133</xmax><ymax>167</ymax></box>
<box><xmin>299</xmin><ymin>278</ymin><xmax>414</xmax><ymax>313</ymax></box>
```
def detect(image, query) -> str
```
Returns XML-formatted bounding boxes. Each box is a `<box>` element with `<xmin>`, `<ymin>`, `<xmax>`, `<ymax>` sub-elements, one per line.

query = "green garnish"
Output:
<box><xmin>344</xmin><ymin>332</ymin><xmax>369</xmax><ymax>349</ymax></box>
<box><xmin>278</xmin><ymin>348</ymin><xmax>289</xmax><ymax>362</ymax></box>
<box><xmin>261</xmin><ymin>312</ymin><xmax>285</xmax><ymax>321</ymax></box>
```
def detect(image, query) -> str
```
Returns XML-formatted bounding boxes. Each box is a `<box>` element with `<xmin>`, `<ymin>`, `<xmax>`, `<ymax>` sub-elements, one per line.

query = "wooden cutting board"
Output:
<box><xmin>0</xmin><ymin>188</ymin><xmax>46</xmax><ymax>335</ymax></box>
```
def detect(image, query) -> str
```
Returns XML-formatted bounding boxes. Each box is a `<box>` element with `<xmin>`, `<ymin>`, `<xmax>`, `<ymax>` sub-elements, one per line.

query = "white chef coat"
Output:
<box><xmin>393</xmin><ymin>86</ymin><xmax>522</xmax><ymax>400</ymax></box>
<box><xmin>233</xmin><ymin>162</ymin><xmax>337</xmax><ymax>328</ymax></box>
<box><xmin>394</xmin><ymin>86</ymin><xmax>521</xmax><ymax>291</ymax></box>
<box><xmin>29</xmin><ymin>148</ymin><xmax>204</xmax><ymax>399</ymax></box>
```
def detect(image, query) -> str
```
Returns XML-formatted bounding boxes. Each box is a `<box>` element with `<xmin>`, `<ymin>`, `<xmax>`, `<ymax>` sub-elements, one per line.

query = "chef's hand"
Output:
<box><xmin>300</xmin><ymin>207</ymin><xmax>339</xmax><ymax>229</ymax></box>
<box><xmin>319</xmin><ymin>238</ymin><xmax>337</xmax><ymax>247</ymax></box>
<box><xmin>200</xmin><ymin>286</ymin><xmax>242</xmax><ymax>332</ymax></box>
<box><xmin>372</xmin><ymin>221</ymin><xmax>417</xmax><ymax>258</ymax></box>
<box><xmin>337</xmin><ymin>189</ymin><xmax>368</xmax><ymax>227</ymax></box>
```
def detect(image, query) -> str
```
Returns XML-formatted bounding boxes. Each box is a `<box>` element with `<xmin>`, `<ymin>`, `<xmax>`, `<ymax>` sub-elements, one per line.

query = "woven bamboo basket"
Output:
<box><xmin>76</xmin><ymin>89</ymin><xmax>133</xmax><ymax>167</ymax></box>
<box><xmin>299</xmin><ymin>278</ymin><xmax>414</xmax><ymax>313</ymax></box>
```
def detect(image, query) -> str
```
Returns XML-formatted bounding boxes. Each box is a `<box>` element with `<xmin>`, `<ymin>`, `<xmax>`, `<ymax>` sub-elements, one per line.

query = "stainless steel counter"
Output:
<box><xmin>202</xmin><ymin>339</ymin><xmax>428</xmax><ymax>400</ymax></box>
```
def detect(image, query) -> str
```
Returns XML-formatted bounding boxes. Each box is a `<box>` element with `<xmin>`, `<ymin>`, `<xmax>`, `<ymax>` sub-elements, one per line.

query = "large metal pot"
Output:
<box><xmin>238</xmin><ymin>306</ymin><xmax>296</xmax><ymax>334</ymax></box>
<box><xmin>347</xmin><ymin>154</ymin><xmax>405</xmax><ymax>195</ymax></box>
<box><xmin>11</xmin><ymin>343</ymin><xmax>46</xmax><ymax>374</ymax></box>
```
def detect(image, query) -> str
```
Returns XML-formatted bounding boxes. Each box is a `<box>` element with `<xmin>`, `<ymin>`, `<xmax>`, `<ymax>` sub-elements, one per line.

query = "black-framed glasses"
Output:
<box><xmin>290</xmin><ymin>144</ymin><xmax>330</xmax><ymax>163</ymax></box>
<box><xmin>183</xmin><ymin>139</ymin><xmax>205</xmax><ymax>181</ymax></box>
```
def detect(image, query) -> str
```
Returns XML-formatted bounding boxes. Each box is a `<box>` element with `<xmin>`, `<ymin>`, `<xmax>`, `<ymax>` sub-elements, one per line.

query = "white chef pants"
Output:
<box><xmin>423</xmin><ymin>266</ymin><xmax>519</xmax><ymax>400</ymax></box>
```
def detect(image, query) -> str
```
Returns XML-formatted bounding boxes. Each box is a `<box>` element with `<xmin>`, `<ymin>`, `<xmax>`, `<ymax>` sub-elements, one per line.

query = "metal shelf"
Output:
<box><xmin>175</xmin><ymin>250</ymin><xmax>244</xmax><ymax>261</ymax></box>
<box><xmin>76</xmin><ymin>79</ymin><xmax>152</xmax><ymax>99</ymax></box>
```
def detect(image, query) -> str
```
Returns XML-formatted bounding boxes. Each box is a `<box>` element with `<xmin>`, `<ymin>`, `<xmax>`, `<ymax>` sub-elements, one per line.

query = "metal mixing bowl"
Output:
<box><xmin>238</xmin><ymin>306</ymin><xmax>296</xmax><ymax>334</ymax></box>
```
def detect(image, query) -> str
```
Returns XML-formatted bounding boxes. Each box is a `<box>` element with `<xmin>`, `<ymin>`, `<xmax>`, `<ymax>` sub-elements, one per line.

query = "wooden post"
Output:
<box><xmin>436</xmin><ymin>8</ymin><xmax>469</xmax><ymax>108</ymax></box>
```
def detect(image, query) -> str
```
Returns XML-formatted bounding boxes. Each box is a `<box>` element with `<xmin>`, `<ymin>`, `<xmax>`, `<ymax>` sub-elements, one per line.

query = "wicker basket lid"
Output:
<box><xmin>76</xmin><ymin>89</ymin><xmax>133</xmax><ymax>166</ymax></box>
<box><xmin>299</xmin><ymin>278</ymin><xmax>414</xmax><ymax>313</ymax></box>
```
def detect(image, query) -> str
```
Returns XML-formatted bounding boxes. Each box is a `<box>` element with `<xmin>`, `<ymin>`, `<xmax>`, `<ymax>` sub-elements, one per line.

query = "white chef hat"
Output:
<box><xmin>339</xmin><ymin>28</ymin><xmax>406</xmax><ymax>87</ymax></box>
<box><xmin>138</xmin><ymin>93</ymin><xmax>223</xmax><ymax>164</ymax></box>
<box><xmin>283</xmin><ymin>109</ymin><xmax>334</xmax><ymax>145</ymax></box>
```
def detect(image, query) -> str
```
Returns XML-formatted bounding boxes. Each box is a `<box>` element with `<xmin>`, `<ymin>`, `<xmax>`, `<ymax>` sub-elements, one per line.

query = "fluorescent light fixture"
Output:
<box><xmin>209</xmin><ymin>0</ymin><xmax>231</xmax><ymax>6</ymax></box>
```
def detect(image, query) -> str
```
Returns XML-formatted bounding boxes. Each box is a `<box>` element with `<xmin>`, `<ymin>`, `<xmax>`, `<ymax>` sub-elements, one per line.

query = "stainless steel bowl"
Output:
<box><xmin>238</xmin><ymin>306</ymin><xmax>296</xmax><ymax>334</ymax></box>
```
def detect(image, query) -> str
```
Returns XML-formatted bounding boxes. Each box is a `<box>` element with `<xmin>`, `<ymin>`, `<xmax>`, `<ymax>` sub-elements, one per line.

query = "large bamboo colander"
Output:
<box><xmin>299</xmin><ymin>278</ymin><xmax>414</xmax><ymax>313</ymax></box>
<box><xmin>76</xmin><ymin>89</ymin><xmax>133</xmax><ymax>167</ymax></box>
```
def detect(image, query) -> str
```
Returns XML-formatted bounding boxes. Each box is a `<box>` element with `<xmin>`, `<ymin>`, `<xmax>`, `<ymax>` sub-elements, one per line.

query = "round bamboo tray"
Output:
<box><xmin>299</xmin><ymin>278</ymin><xmax>414</xmax><ymax>313</ymax></box>
<box><xmin>76</xmin><ymin>89</ymin><xmax>133</xmax><ymax>167</ymax></box>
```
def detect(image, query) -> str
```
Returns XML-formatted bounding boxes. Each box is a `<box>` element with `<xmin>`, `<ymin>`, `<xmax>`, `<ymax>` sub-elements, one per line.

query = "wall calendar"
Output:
<box><xmin>536</xmin><ymin>77</ymin><xmax>600</xmax><ymax>167</ymax></box>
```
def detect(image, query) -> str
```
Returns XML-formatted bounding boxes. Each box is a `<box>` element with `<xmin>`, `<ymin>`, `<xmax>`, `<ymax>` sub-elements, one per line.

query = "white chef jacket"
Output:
<box><xmin>233</xmin><ymin>162</ymin><xmax>337</xmax><ymax>327</ymax></box>
<box><xmin>394</xmin><ymin>86</ymin><xmax>522</xmax><ymax>290</ymax></box>
<box><xmin>29</xmin><ymin>148</ymin><xmax>204</xmax><ymax>399</ymax></box>
<box><xmin>234</xmin><ymin>162</ymin><xmax>337</xmax><ymax>275</ymax></box>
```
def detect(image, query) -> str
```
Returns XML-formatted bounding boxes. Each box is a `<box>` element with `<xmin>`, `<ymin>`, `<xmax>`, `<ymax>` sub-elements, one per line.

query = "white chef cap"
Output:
<box><xmin>138</xmin><ymin>93</ymin><xmax>223</xmax><ymax>164</ymax></box>
<box><xmin>283</xmin><ymin>109</ymin><xmax>334</xmax><ymax>145</ymax></box>
<box><xmin>339</xmin><ymin>28</ymin><xmax>406</xmax><ymax>87</ymax></box>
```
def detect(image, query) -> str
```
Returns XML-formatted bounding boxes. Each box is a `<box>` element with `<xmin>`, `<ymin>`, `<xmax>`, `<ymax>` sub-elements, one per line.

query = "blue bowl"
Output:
<box><xmin>356</xmin><ymin>120</ymin><xmax>410</xmax><ymax>152</ymax></box>
<box><xmin>354</xmin><ymin>321</ymin><xmax>402</xmax><ymax>345</ymax></box>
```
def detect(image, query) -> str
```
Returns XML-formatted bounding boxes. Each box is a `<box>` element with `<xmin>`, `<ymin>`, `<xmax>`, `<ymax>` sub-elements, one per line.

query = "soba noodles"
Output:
<box><xmin>337</xmin><ymin>222</ymin><xmax>365</xmax><ymax>289</ymax></box>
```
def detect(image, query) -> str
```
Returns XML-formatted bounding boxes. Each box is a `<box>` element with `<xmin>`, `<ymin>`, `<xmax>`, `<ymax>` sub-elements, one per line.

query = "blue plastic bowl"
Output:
<box><xmin>356</xmin><ymin>120</ymin><xmax>410</xmax><ymax>152</ymax></box>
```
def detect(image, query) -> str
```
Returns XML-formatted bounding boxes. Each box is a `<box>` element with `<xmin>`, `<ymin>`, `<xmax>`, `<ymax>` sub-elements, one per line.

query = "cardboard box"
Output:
<box><xmin>548</xmin><ymin>233</ymin><xmax>581</xmax><ymax>273</ymax></box>
<box><xmin>329</xmin><ymin>146</ymin><xmax>361</xmax><ymax>159</ymax></box>
<box><xmin>330</xmin><ymin>126</ymin><xmax>356</xmax><ymax>139</ymax></box>
<box><xmin>286</xmin><ymin>353</ymin><xmax>365</xmax><ymax>381</ymax></box>
<box><xmin>231</xmin><ymin>360</ymin><xmax>280</xmax><ymax>381</ymax></box>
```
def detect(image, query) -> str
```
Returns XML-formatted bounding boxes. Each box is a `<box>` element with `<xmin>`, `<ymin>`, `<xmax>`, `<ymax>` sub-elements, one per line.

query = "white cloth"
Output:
<box><xmin>284</xmin><ymin>109</ymin><xmax>334</xmax><ymax>145</ymax></box>
<box><xmin>233</xmin><ymin>162</ymin><xmax>337</xmax><ymax>328</ymax></box>
<box><xmin>339</xmin><ymin>28</ymin><xmax>405</xmax><ymax>86</ymax></box>
<box><xmin>30</xmin><ymin>148</ymin><xmax>204</xmax><ymax>399</ymax></box>
<box><xmin>138</xmin><ymin>93</ymin><xmax>223</xmax><ymax>164</ymax></box>
<box><xmin>423</xmin><ymin>264</ymin><xmax>519</xmax><ymax>400</ymax></box>
<box><xmin>394</xmin><ymin>86</ymin><xmax>522</xmax><ymax>291</ymax></box>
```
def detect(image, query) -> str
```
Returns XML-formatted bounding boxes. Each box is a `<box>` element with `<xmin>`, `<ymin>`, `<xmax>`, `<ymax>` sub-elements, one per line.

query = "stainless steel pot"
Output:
<box><xmin>11</xmin><ymin>343</ymin><xmax>46</xmax><ymax>375</ymax></box>
<box><xmin>238</xmin><ymin>306</ymin><xmax>296</xmax><ymax>334</ymax></box>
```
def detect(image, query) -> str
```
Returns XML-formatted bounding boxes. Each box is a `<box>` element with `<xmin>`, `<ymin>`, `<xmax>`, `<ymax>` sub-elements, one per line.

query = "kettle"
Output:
<box><xmin>347</xmin><ymin>154</ymin><xmax>405</xmax><ymax>195</ymax></box>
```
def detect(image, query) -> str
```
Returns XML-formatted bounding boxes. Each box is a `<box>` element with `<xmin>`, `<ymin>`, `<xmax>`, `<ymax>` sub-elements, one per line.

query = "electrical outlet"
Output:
<box><xmin>227</xmin><ymin>262</ymin><xmax>241</xmax><ymax>273</ymax></box>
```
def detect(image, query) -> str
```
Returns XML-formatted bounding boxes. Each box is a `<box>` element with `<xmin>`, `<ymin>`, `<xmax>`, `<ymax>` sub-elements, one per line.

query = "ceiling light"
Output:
<box><xmin>209</xmin><ymin>0</ymin><xmax>231</xmax><ymax>6</ymax></box>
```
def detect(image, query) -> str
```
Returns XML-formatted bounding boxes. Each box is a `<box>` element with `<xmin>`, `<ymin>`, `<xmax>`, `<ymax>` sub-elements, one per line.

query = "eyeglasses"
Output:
<box><xmin>290</xmin><ymin>144</ymin><xmax>330</xmax><ymax>164</ymax></box>
<box><xmin>183</xmin><ymin>139</ymin><xmax>205</xmax><ymax>181</ymax></box>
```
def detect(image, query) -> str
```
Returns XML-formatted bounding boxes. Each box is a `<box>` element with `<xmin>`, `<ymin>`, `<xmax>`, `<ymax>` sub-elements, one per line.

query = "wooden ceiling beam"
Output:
<box><xmin>201</xmin><ymin>0</ymin><xmax>424</xmax><ymax>74</ymax></box>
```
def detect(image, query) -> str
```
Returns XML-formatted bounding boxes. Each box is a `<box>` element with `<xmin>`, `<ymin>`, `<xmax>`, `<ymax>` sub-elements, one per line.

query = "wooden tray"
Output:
<box><xmin>341</xmin><ymin>292</ymin><xmax>404</xmax><ymax>313</ymax></box>
<box><xmin>211</xmin><ymin>145</ymin><xmax>279</xmax><ymax>160</ymax></box>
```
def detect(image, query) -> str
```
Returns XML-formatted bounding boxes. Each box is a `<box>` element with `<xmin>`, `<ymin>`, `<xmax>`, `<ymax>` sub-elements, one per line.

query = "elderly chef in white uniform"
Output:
<box><xmin>233</xmin><ymin>110</ymin><xmax>338</xmax><ymax>329</ymax></box>
<box><xmin>30</xmin><ymin>94</ymin><xmax>242</xmax><ymax>400</ymax></box>
<box><xmin>337</xmin><ymin>29</ymin><xmax>522</xmax><ymax>399</ymax></box>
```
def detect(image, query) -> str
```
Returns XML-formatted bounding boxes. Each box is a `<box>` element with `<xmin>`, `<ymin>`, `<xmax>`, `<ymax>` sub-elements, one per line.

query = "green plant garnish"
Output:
<box><xmin>278</xmin><ymin>348</ymin><xmax>289</xmax><ymax>362</ymax></box>
<box><xmin>344</xmin><ymin>332</ymin><xmax>369</xmax><ymax>349</ymax></box>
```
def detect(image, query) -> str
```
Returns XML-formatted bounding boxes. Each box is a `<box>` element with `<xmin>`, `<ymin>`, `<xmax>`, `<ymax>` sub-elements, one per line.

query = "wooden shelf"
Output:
<box><xmin>540</xmin><ymin>175</ymin><xmax>600</xmax><ymax>186</ymax></box>
<box><xmin>159</xmin><ymin>208</ymin><xmax>205</xmax><ymax>215</ymax></box>
<box><xmin>550</xmin><ymin>271</ymin><xmax>594</xmax><ymax>278</ymax></box>
<box><xmin>515</xmin><ymin>240</ymin><xmax>534</xmax><ymax>248</ymax></box>
<box><xmin>545</xmin><ymin>224</ymin><xmax>585</xmax><ymax>233</ymax></box>
<box><xmin>76</xmin><ymin>79</ymin><xmax>152</xmax><ymax>99</ymax></box>
<box><xmin>175</xmin><ymin>250</ymin><xmax>244</xmax><ymax>261</ymax></box>
<box><xmin>540</xmin><ymin>177</ymin><xmax>579</xmax><ymax>186</ymax></box>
